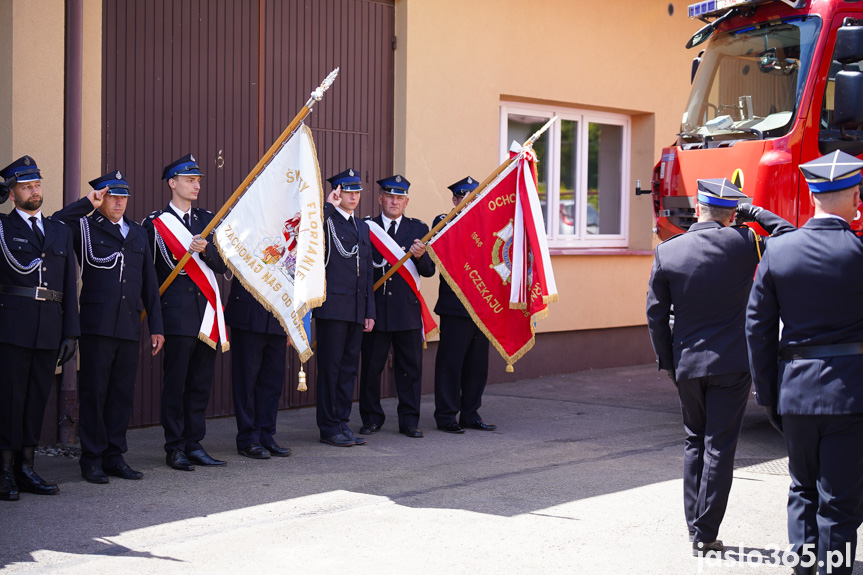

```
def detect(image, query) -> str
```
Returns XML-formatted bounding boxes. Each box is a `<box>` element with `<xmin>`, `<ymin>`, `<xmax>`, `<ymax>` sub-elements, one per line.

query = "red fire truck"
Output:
<box><xmin>640</xmin><ymin>0</ymin><xmax>863</xmax><ymax>239</ymax></box>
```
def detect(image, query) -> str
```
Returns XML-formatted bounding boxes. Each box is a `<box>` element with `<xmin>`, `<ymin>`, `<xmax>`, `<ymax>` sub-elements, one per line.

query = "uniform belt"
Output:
<box><xmin>779</xmin><ymin>342</ymin><xmax>863</xmax><ymax>360</ymax></box>
<box><xmin>0</xmin><ymin>285</ymin><xmax>64</xmax><ymax>303</ymax></box>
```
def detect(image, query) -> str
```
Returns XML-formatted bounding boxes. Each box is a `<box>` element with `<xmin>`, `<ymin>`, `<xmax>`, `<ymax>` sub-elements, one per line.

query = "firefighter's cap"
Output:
<box><xmin>800</xmin><ymin>151</ymin><xmax>863</xmax><ymax>193</ymax></box>
<box><xmin>377</xmin><ymin>174</ymin><xmax>410</xmax><ymax>196</ymax></box>
<box><xmin>89</xmin><ymin>170</ymin><xmax>130</xmax><ymax>196</ymax></box>
<box><xmin>327</xmin><ymin>168</ymin><xmax>362</xmax><ymax>192</ymax></box>
<box><xmin>696</xmin><ymin>178</ymin><xmax>746</xmax><ymax>208</ymax></box>
<box><xmin>448</xmin><ymin>176</ymin><xmax>479</xmax><ymax>197</ymax></box>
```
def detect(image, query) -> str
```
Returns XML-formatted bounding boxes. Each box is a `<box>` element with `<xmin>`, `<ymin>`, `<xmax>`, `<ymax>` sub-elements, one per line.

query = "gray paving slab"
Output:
<box><xmin>0</xmin><ymin>364</ymin><xmax>857</xmax><ymax>574</ymax></box>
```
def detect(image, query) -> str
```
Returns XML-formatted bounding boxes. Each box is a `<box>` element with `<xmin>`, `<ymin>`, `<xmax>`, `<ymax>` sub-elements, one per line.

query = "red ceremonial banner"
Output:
<box><xmin>428</xmin><ymin>155</ymin><xmax>553</xmax><ymax>370</ymax></box>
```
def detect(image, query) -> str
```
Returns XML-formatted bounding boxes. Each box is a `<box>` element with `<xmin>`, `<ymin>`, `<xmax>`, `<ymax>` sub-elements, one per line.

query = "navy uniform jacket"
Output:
<box><xmin>141</xmin><ymin>205</ymin><xmax>227</xmax><ymax>337</ymax></box>
<box><xmin>366</xmin><ymin>214</ymin><xmax>434</xmax><ymax>331</ymax></box>
<box><xmin>54</xmin><ymin>201</ymin><xmax>163</xmax><ymax>341</ymax></box>
<box><xmin>313</xmin><ymin>202</ymin><xmax>375</xmax><ymax>324</ymax></box>
<box><xmin>646</xmin><ymin>209</ymin><xmax>793</xmax><ymax>381</ymax></box>
<box><xmin>432</xmin><ymin>213</ymin><xmax>469</xmax><ymax>318</ymax></box>
<box><xmin>225</xmin><ymin>280</ymin><xmax>284</xmax><ymax>336</ymax></box>
<box><xmin>0</xmin><ymin>208</ymin><xmax>80</xmax><ymax>349</ymax></box>
<box><xmin>746</xmin><ymin>217</ymin><xmax>863</xmax><ymax>415</ymax></box>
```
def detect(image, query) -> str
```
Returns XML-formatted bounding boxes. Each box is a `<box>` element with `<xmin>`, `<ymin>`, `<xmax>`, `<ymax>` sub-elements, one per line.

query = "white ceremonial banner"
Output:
<box><xmin>214</xmin><ymin>124</ymin><xmax>325</xmax><ymax>362</ymax></box>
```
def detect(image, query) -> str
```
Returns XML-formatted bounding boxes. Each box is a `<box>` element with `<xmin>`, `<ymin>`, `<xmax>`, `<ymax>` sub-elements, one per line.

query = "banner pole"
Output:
<box><xmin>373</xmin><ymin>115</ymin><xmax>557</xmax><ymax>291</ymax></box>
<box><xmin>142</xmin><ymin>68</ymin><xmax>339</xmax><ymax>320</ymax></box>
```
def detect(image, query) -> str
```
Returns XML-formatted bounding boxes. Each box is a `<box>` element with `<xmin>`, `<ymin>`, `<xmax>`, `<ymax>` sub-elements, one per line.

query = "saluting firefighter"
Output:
<box><xmin>54</xmin><ymin>170</ymin><xmax>164</xmax><ymax>484</ymax></box>
<box><xmin>0</xmin><ymin>156</ymin><xmax>92</xmax><ymax>501</ymax></box>
<box><xmin>142</xmin><ymin>154</ymin><xmax>228</xmax><ymax>471</ymax></box>
<box><xmin>646</xmin><ymin>178</ymin><xmax>793</xmax><ymax>555</ymax></box>
<box><xmin>358</xmin><ymin>175</ymin><xmax>435</xmax><ymax>439</ymax></box>
<box><xmin>432</xmin><ymin>176</ymin><xmax>496</xmax><ymax>434</ymax></box>
<box><xmin>313</xmin><ymin>168</ymin><xmax>375</xmax><ymax>447</ymax></box>
<box><xmin>747</xmin><ymin>151</ymin><xmax>863</xmax><ymax>575</ymax></box>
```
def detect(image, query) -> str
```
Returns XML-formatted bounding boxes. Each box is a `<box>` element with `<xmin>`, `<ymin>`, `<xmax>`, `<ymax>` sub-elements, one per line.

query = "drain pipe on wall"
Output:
<box><xmin>59</xmin><ymin>0</ymin><xmax>83</xmax><ymax>445</ymax></box>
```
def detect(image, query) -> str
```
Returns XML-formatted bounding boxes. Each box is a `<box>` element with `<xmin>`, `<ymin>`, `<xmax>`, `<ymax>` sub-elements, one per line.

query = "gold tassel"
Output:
<box><xmin>422</xmin><ymin>340</ymin><xmax>427</xmax><ymax>350</ymax></box>
<box><xmin>506</xmin><ymin>363</ymin><xmax>514</xmax><ymax>373</ymax></box>
<box><xmin>297</xmin><ymin>364</ymin><xmax>307</xmax><ymax>392</ymax></box>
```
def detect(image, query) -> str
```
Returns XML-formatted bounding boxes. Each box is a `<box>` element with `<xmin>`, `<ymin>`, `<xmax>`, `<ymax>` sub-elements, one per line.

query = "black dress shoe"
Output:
<box><xmin>399</xmin><ymin>427</ymin><xmax>424</xmax><ymax>438</ymax></box>
<box><xmin>320</xmin><ymin>434</ymin><xmax>354</xmax><ymax>447</ymax></box>
<box><xmin>359</xmin><ymin>423</ymin><xmax>380</xmax><ymax>435</ymax></box>
<box><xmin>341</xmin><ymin>429</ymin><xmax>366</xmax><ymax>446</ymax></box>
<box><xmin>81</xmin><ymin>465</ymin><xmax>109</xmax><ymax>484</ymax></box>
<box><xmin>103</xmin><ymin>462</ymin><xmax>143</xmax><ymax>480</ymax></box>
<box><xmin>692</xmin><ymin>540</ymin><xmax>724</xmax><ymax>557</ymax></box>
<box><xmin>262</xmin><ymin>443</ymin><xmax>292</xmax><ymax>457</ymax></box>
<box><xmin>186</xmin><ymin>449</ymin><xmax>227</xmax><ymax>466</ymax></box>
<box><xmin>464</xmin><ymin>420</ymin><xmax>497</xmax><ymax>431</ymax></box>
<box><xmin>438</xmin><ymin>423</ymin><xmax>465</xmax><ymax>434</ymax></box>
<box><xmin>238</xmin><ymin>444</ymin><xmax>271</xmax><ymax>459</ymax></box>
<box><xmin>166</xmin><ymin>449</ymin><xmax>195</xmax><ymax>471</ymax></box>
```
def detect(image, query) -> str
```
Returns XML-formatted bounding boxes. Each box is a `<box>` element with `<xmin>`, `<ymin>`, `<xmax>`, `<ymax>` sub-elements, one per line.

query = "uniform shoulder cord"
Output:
<box><xmin>750</xmin><ymin>227</ymin><xmax>763</xmax><ymax>261</ymax></box>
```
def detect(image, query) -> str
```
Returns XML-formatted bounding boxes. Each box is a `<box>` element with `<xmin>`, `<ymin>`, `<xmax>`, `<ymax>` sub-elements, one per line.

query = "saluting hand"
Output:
<box><xmin>86</xmin><ymin>187</ymin><xmax>107</xmax><ymax>210</ymax></box>
<box><xmin>151</xmin><ymin>334</ymin><xmax>165</xmax><ymax>356</ymax></box>
<box><xmin>327</xmin><ymin>186</ymin><xmax>342</xmax><ymax>207</ymax></box>
<box><xmin>189</xmin><ymin>235</ymin><xmax>208</xmax><ymax>253</ymax></box>
<box><xmin>409</xmin><ymin>239</ymin><xmax>426</xmax><ymax>258</ymax></box>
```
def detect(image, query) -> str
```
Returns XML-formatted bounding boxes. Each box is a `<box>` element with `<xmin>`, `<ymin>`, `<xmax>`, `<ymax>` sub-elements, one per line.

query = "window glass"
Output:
<box><xmin>559</xmin><ymin>119</ymin><xmax>578</xmax><ymax>236</ymax></box>
<box><xmin>508</xmin><ymin>114</ymin><xmax>550</xmax><ymax>230</ymax></box>
<box><xmin>588</xmin><ymin>122</ymin><xmax>622</xmax><ymax>235</ymax></box>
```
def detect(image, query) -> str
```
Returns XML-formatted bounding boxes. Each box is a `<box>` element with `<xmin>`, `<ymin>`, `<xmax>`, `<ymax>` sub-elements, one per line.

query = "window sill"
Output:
<box><xmin>547</xmin><ymin>248</ymin><xmax>654</xmax><ymax>256</ymax></box>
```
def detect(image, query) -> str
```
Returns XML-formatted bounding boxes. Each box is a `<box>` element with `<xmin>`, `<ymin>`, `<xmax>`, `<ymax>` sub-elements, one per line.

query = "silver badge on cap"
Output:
<box><xmin>395</xmin><ymin>175</ymin><xmax>402</xmax><ymax>183</ymax></box>
<box><xmin>190</xmin><ymin>154</ymin><xmax>196</xmax><ymax>163</ymax></box>
<box><xmin>467</xmin><ymin>177</ymin><xmax>473</xmax><ymax>184</ymax></box>
<box><xmin>349</xmin><ymin>169</ymin><xmax>354</xmax><ymax>177</ymax></box>
<box><xmin>115</xmin><ymin>171</ymin><xmax>122</xmax><ymax>179</ymax></box>
<box><xmin>24</xmin><ymin>157</ymin><xmax>31</xmax><ymax>165</ymax></box>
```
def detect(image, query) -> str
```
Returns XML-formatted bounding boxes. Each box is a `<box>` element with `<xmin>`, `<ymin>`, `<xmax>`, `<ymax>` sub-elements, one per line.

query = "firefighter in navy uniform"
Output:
<box><xmin>226</xmin><ymin>280</ymin><xmax>292</xmax><ymax>459</ymax></box>
<box><xmin>54</xmin><ymin>170</ymin><xmax>164</xmax><ymax>484</ymax></box>
<box><xmin>313</xmin><ymin>168</ymin><xmax>375</xmax><ymax>447</ymax></box>
<box><xmin>141</xmin><ymin>154</ymin><xmax>228</xmax><ymax>471</ymax></box>
<box><xmin>432</xmin><ymin>176</ymin><xmax>496</xmax><ymax>434</ymax></box>
<box><xmin>359</xmin><ymin>174</ymin><xmax>435</xmax><ymax>438</ymax></box>
<box><xmin>646</xmin><ymin>178</ymin><xmax>793</xmax><ymax>555</ymax></box>
<box><xmin>747</xmin><ymin>151</ymin><xmax>863</xmax><ymax>575</ymax></box>
<box><xmin>0</xmin><ymin>156</ymin><xmax>86</xmax><ymax>501</ymax></box>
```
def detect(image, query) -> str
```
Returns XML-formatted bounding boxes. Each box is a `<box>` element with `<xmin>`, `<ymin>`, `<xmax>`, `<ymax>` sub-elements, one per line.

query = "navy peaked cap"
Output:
<box><xmin>377</xmin><ymin>174</ymin><xmax>410</xmax><ymax>195</ymax></box>
<box><xmin>163</xmin><ymin>153</ymin><xmax>203</xmax><ymax>180</ymax></box>
<box><xmin>327</xmin><ymin>168</ymin><xmax>362</xmax><ymax>192</ymax></box>
<box><xmin>448</xmin><ymin>176</ymin><xmax>479</xmax><ymax>196</ymax></box>
<box><xmin>696</xmin><ymin>178</ymin><xmax>746</xmax><ymax>208</ymax></box>
<box><xmin>0</xmin><ymin>155</ymin><xmax>42</xmax><ymax>185</ymax></box>
<box><xmin>89</xmin><ymin>169</ymin><xmax>130</xmax><ymax>196</ymax></box>
<box><xmin>799</xmin><ymin>151</ymin><xmax>863</xmax><ymax>193</ymax></box>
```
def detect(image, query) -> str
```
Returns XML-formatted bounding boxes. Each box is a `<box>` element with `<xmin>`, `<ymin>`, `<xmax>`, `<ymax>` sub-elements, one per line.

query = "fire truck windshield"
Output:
<box><xmin>679</xmin><ymin>17</ymin><xmax>821</xmax><ymax>143</ymax></box>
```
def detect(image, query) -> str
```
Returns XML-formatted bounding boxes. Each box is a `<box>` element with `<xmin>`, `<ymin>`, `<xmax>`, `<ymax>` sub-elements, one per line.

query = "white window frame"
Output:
<box><xmin>499</xmin><ymin>102</ymin><xmax>631</xmax><ymax>249</ymax></box>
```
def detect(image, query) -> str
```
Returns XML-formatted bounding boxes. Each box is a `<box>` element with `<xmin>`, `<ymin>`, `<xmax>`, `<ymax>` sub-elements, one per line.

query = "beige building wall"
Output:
<box><xmin>395</xmin><ymin>0</ymin><xmax>701</xmax><ymax>333</ymax></box>
<box><xmin>0</xmin><ymin>0</ymin><xmax>102</xmax><ymax>214</ymax></box>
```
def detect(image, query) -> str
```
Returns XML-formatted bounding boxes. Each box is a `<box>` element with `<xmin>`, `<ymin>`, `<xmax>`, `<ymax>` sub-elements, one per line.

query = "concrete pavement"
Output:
<box><xmin>0</xmin><ymin>364</ymin><xmax>855</xmax><ymax>574</ymax></box>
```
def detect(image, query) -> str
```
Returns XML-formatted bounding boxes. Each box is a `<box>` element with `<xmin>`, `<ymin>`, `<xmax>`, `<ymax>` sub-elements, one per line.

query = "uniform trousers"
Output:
<box><xmin>315</xmin><ymin>318</ymin><xmax>362</xmax><ymax>438</ymax></box>
<box><xmin>677</xmin><ymin>371</ymin><xmax>750</xmax><ymax>543</ymax></box>
<box><xmin>161</xmin><ymin>335</ymin><xmax>216</xmax><ymax>453</ymax></box>
<box><xmin>783</xmin><ymin>414</ymin><xmax>863</xmax><ymax>575</ymax></box>
<box><xmin>77</xmin><ymin>335</ymin><xmax>139</xmax><ymax>468</ymax></box>
<box><xmin>433</xmin><ymin>314</ymin><xmax>489</xmax><ymax>427</ymax></box>
<box><xmin>230</xmin><ymin>327</ymin><xmax>286</xmax><ymax>449</ymax></box>
<box><xmin>0</xmin><ymin>345</ymin><xmax>56</xmax><ymax>450</ymax></box>
<box><xmin>359</xmin><ymin>328</ymin><xmax>422</xmax><ymax>430</ymax></box>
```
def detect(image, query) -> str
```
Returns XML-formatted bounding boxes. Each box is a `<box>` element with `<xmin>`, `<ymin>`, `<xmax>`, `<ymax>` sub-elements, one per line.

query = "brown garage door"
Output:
<box><xmin>102</xmin><ymin>0</ymin><xmax>395</xmax><ymax>427</ymax></box>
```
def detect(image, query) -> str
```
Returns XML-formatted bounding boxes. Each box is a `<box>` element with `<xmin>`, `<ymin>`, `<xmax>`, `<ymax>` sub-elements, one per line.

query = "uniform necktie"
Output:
<box><xmin>387</xmin><ymin>219</ymin><xmax>397</xmax><ymax>239</ymax></box>
<box><xmin>183</xmin><ymin>212</ymin><xmax>191</xmax><ymax>230</ymax></box>
<box><xmin>115</xmin><ymin>222</ymin><xmax>124</xmax><ymax>237</ymax></box>
<box><xmin>29</xmin><ymin>216</ymin><xmax>44</xmax><ymax>247</ymax></box>
<box><xmin>348</xmin><ymin>215</ymin><xmax>355</xmax><ymax>227</ymax></box>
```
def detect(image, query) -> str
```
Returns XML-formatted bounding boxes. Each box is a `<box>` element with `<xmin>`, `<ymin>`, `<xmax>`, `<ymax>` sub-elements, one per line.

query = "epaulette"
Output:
<box><xmin>94</xmin><ymin>213</ymin><xmax>106</xmax><ymax>224</ymax></box>
<box><xmin>363</xmin><ymin>215</ymin><xmax>372</xmax><ymax>221</ymax></box>
<box><xmin>195</xmin><ymin>207</ymin><xmax>213</xmax><ymax>215</ymax></box>
<box><xmin>658</xmin><ymin>232</ymin><xmax>685</xmax><ymax>245</ymax></box>
<box><xmin>45</xmin><ymin>216</ymin><xmax>67</xmax><ymax>226</ymax></box>
<box><xmin>147</xmin><ymin>210</ymin><xmax>162</xmax><ymax>220</ymax></box>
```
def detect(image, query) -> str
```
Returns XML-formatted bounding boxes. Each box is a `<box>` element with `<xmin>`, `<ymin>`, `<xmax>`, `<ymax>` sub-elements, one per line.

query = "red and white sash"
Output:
<box><xmin>153</xmin><ymin>213</ymin><xmax>229</xmax><ymax>351</ymax></box>
<box><xmin>368</xmin><ymin>222</ymin><xmax>438</xmax><ymax>340</ymax></box>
